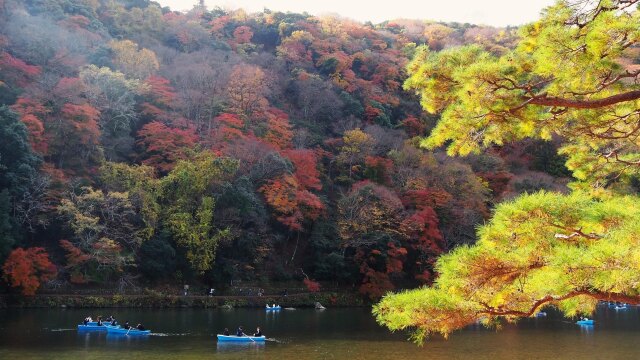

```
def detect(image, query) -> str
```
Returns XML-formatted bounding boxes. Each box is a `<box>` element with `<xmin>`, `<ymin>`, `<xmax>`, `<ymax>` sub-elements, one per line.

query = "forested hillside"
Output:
<box><xmin>0</xmin><ymin>0</ymin><xmax>571</xmax><ymax>297</ymax></box>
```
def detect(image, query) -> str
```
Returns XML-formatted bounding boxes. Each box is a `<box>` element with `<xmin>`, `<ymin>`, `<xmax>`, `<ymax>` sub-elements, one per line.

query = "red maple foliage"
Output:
<box><xmin>11</xmin><ymin>97</ymin><xmax>50</xmax><ymax>154</ymax></box>
<box><xmin>59</xmin><ymin>240</ymin><xmax>91</xmax><ymax>284</ymax></box>
<box><xmin>263</xmin><ymin>108</ymin><xmax>293</xmax><ymax>150</ymax></box>
<box><xmin>385</xmin><ymin>243</ymin><xmax>407</xmax><ymax>274</ymax></box>
<box><xmin>2</xmin><ymin>247</ymin><xmax>57</xmax><ymax>296</ymax></box>
<box><xmin>400</xmin><ymin>115</ymin><xmax>425</xmax><ymax>137</ymax></box>
<box><xmin>233</xmin><ymin>26</ymin><xmax>254</xmax><ymax>44</ymax></box>
<box><xmin>53</xmin><ymin>77</ymin><xmax>85</xmax><ymax>102</ymax></box>
<box><xmin>283</xmin><ymin>149</ymin><xmax>322</xmax><ymax>191</ymax></box>
<box><xmin>0</xmin><ymin>52</ymin><xmax>41</xmax><ymax>86</ymax></box>
<box><xmin>364</xmin><ymin>156</ymin><xmax>393</xmax><ymax>185</ymax></box>
<box><xmin>61</xmin><ymin>103</ymin><xmax>101</xmax><ymax>145</ymax></box>
<box><xmin>358</xmin><ymin>265</ymin><xmax>395</xmax><ymax>300</ymax></box>
<box><xmin>401</xmin><ymin>207</ymin><xmax>444</xmax><ymax>254</ymax></box>
<box><xmin>260</xmin><ymin>175</ymin><xmax>300</xmax><ymax>229</ymax></box>
<box><xmin>295</xmin><ymin>190</ymin><xmax>324</xmax><ymax>221</ymax></box>
<box><xmin>478</xmin><ymin>171</ymin><xmax>514</xmax><ymax>199</ymax></box>
<box><xmin>303</xmin><ymin>278</ymin><xmax>321</xmax><ymax>292</ymax></box>
<box><xmin>136</xmin><ymin>121</ymin><xmax>199</xmax><ymax>173</ymax></box>
<box><xmin>145</xmin><ymin>76</ymin><xmax>177</xmax><ymax>106</ymax></box>
<box><xmin>401</xmin><ymin>188</ymin><xmax>453</xmax><ymax>210</ymax></box>
<box><xmin>260</xmin><ymin>175</ymin><xmax>324</xmax><ymax>231</ymax></box>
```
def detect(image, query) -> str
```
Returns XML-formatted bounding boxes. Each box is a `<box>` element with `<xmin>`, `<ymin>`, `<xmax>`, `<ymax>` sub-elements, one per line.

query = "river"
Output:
<box><xmin>0</xmin><ymin>305</ymin><xmax>639</xmax><ymax>359</ymax></box>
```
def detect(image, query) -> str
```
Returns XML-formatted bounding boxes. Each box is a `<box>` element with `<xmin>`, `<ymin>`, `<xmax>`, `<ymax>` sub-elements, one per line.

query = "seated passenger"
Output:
<box><xmin>122</xmin><ymin>321</ymin><xmax>130</xmax><ymax>330</ymax></box>
<box><xmin>236</xmin><ymin>326</ymin><xmax>245</xmax><ymax>336</ymax></box>
<box><xmin>136</xmin><ymin>323</ymin><xmax>146</xmax><ymax>331</ymax></box>
<box><xmin>96</xmin><ymin>316</ymin><xmax>103</xmax><ymax>326</ymax></box>
<box><xmin>254</xmin><ymin>327</ymin><xmax>263</xmax><ymax>337</ymax></box>
<box><xmin>223</xmin><ymin>328</ymin><xmax>230</xmax><ymax>336</ymax></box>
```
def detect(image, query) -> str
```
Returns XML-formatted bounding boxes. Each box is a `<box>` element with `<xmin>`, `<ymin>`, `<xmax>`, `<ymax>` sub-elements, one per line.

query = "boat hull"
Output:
<box><xmin>576</xmin><ymin>320</ymin><xmax>594</xmax><ymax>325</ymax></box>
<box><xmin>265</xmin><ymin>306</ymin><xmax>281</xmax><ymax>310</ymax></box>
<box><xmin>77</xmin><ymin>324</ymin><xmax>109</xmax><ymax>331</ymax></box>
<box><xmin>106</xmin><ymin>325</ymin><xmax>150</xmax><ymax>335</ymax></box>
<box><xmin>217</xmin><ymin>335</ymin><xmax>266</xmax><ymax>342</ymax></box>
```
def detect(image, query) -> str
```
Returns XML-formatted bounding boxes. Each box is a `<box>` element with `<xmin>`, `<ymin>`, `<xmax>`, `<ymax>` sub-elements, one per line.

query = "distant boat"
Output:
<box><xmin>217</xmin><ymin>334</ymin><xmax>266</xmax><ymax>342</ymax></box>
<box><xmin>576</xmin><ymin>319</ymin><xmax>594</xmax><ymax>326</ymax></box>
<box><xmin>266</xmin><ymin>305</ymin><xmax>281</xmax><ymax>310</ymax></box>
<box><xmin>536</xmin><ymin>312</ymin><xmax>547</xmax><ymax>317</ymax></box>
<box><xmin>615</xmin><ymin>304</ymin><xmax>628</xmax><ymax>310</ymax></box>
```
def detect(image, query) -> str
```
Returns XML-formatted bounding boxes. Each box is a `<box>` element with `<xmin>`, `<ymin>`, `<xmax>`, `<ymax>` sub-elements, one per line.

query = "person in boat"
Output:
<box><xmin>236</xmin><ymin>326</ymin><xmax>245</xmax><ymax>336</ymax></box>
<box><xmin>105</xmin><ymin>315</ymin><xmax>113</xmax><ymax>322</ymax></box>
<box><xmin>223</xmin><ymin>328</ymin><xmax>230</xmax><ymax>336</ymax></box>
<box><xmin>253</xmin><ymin>327</ymin><xmax>263</xmax><ymax>337</ymax></box>
<box><xmin>110</xmin><ymin>318</ymin><xmax>118</xmax><ymax>326</ymax></box>
<box><xmin>136</xmin><ymin>323</ymin><xmax>146</xmax><ymax>331</ymax></box>
<box><xmin>122</xmin><ymin>321</ymin><xmax>130</xmax><ymax>330</ymax></box>
<box><xmin>96</xmin><ymin>316</ymin><xmax>103</xmax><ymax>326</ymax></box>
<box><xmin>83</xmin><ymin>316</ymin><xmax>92</xmax><ymax>325</ymax></box>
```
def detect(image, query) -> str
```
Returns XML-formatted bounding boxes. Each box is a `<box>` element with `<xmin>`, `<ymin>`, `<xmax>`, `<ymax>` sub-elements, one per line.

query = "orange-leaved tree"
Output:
<box><xmin>2</xmin><ymin>247</ymin><xmax>57</xmax><ymax>295</ymax></box>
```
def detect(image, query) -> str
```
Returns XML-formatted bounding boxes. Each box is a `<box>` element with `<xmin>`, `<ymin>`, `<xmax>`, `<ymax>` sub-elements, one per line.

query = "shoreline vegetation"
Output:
<box><xmin>0</xmin><ymin>291</ymin><xmax>366</xmax><ymax>309</ymax></box>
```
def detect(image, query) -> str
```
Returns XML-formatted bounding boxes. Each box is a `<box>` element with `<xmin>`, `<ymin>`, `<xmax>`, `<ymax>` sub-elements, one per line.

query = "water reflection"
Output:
<box><xmin>106</xmin><ymin>333</ymin><xmax>151</xmax><ymax>343</ymax></box>
<box><xmin>216</xmin><ymin>341</ymin><xmax>265</xmax><ymax>353</ymax></box>
<box><xmin>577</xmin><ymin>324</ymin><xmax>594</xmax><ymax>335</ymax></box>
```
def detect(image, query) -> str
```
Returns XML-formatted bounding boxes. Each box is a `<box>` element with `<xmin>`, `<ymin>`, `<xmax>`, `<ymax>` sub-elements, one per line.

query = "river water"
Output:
<box><xmin>0</xmin><ymin>305</ymin><xmax>639</xmax><ymax>359</ymax></box>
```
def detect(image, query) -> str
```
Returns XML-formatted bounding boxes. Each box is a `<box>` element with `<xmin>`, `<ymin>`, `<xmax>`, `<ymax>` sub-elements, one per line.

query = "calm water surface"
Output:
<box><xmin>1</xmin><ymin>305</ymin><xmax>639</xmax><ymax>359</ymax></box>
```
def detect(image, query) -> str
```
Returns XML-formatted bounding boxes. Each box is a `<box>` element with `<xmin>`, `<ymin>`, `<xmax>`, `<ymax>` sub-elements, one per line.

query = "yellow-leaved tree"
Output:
<box><xmin>374</xmin><ymin>0</ymin><xmax>640</xmax><ymax>342</ymax></box>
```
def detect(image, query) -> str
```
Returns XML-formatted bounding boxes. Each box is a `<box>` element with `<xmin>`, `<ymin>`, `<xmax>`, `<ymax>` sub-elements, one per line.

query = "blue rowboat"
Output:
<box><xmin>77</xmin><ymin>324</ymin><xmax>110</xmax><ymax>331</ymax></box>
<box><xmin>576</xmin><ymin>319</ymin><xmax>594</xmax><ymax>325</ymax></box>
<box><xmin>266</xmin><ymin>306</ymin><xmax>281</xmax><ymax>310</ymax></box>
<box><xmin>106</xmin><ymin>325</ymin><xmax>150</xmax><ymax>335</ymax></box>
<box><xmin>217</xmin><ymin>335</ymin><xmax>266</xmax><ymax>342</ymax></box>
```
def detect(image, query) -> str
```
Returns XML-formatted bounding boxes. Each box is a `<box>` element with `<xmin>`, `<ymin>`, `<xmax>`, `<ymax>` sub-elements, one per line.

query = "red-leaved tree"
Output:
<box><xmin>136</xmin><ymin>121</ymin><xmax>199</xmax><ymax>173</ymax></box>
<box><xmin>2</xmin><ymin>247</ymin><xmax>57</xmax><ymax>295</ymax></box>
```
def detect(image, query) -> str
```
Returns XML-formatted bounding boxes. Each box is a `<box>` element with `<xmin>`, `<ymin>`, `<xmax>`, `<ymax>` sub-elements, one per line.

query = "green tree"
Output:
<box><xmin>375</xmin><ymin>192</ymin><xmax>640</xmax><ymax>341</ymax></box>
<box><xmin>376</xmin><ymin>0</ymin><xmax>640</xmax><ymax>342</ymax></box>
<box><xmin>0</xmin><ymin>106</ymin><xmax>41</xmax><ymax>259</ymax></box>
<box><xmin>404</xmin><ymin>0</ymin><xmax>639</xmax><ymax>186</ymax></box>
<box><xmin>160</xmin><ymin>151</ymin><xmax>238</xmax><ymax>273</ymax></box>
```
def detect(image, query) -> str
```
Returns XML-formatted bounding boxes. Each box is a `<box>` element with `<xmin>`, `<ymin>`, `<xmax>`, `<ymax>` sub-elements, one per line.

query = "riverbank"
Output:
<box><xmin>0</xmin><ymin>291</ymin><xmax>368</xmax><ymax>308</ymax></box>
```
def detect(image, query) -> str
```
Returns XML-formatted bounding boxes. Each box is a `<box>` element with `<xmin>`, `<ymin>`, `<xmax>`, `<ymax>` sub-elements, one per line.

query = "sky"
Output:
<box><xmin>155</xmin><ymin>0</ymin><xmax>557</xmax><ymax>27</ymax></box>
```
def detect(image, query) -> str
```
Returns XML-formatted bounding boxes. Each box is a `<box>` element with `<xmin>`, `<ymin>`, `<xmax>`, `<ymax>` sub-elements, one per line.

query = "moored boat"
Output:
<box><xmin>265</xmin><ymin>305</ymin><xmax>281</xmax><ymax>310</ymax></box>
<box><xmin>106</xmin><ymin>325</ymin><xmax>150</xmax><ymax>335</ymax></box>
<box><xmin>576</xmin><ymin>319</ymin><xmax>594</xmax><ymax>325</ymax></box>
<box><xmin>217</xmin><ymin>334</ymin><xmax>266</xmax><ymax>342</ymax></box>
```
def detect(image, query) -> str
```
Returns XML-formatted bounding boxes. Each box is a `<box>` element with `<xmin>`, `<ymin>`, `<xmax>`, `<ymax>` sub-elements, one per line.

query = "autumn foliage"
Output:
<box><xmin>137</xmin><ymin>121</ymin><xmax>199</xmax><ymax>173</ymax></box>
<box><xmin>260</xmin><ymin>175</ymin><xmax>324</xmax><ymax>231</ymax></box>
<box><xmin>303</xmin><ymin>278</ymin><xmax>321</xmax><ymax>292</ymax></box>
<box><xmin>2</xmin><ymin>248</ymin><xmax>57</xmax><ymax>295</ymax></box>
<box><xmin>0</xmin><ymin>0</ymin><xmax>532</xmax><ymax>300</ymax></box>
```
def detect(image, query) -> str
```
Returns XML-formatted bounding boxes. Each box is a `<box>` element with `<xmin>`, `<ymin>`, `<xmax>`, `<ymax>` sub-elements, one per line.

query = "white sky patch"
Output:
<box><xmin>156</xmin><ymin>0</ymin><xmax>556</xmax><ymax>27</ymax></box>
